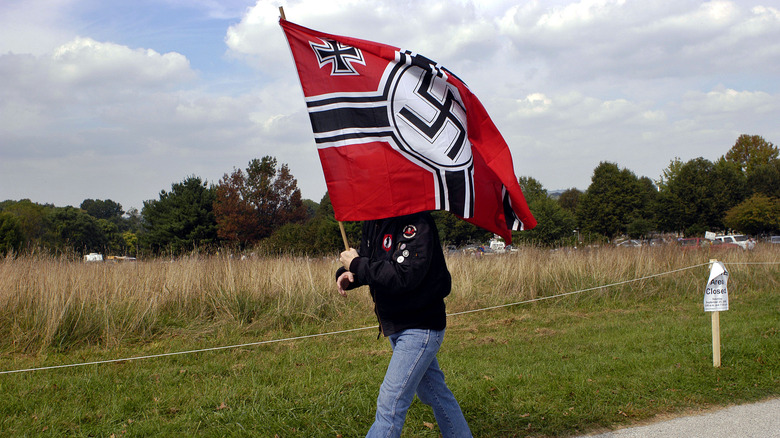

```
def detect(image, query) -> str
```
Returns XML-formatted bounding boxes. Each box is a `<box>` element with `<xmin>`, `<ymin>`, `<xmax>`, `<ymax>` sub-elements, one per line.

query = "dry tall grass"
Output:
<box><xmin>1</xmin><ymin>245</ymin><xmax>777</xmax><ymax>354</ymax></box>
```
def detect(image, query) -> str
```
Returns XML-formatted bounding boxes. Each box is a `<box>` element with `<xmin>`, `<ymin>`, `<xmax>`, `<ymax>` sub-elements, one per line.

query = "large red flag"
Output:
<box><xmin>280</xmin><ymin>19</ymin><xmax>536</xmax><ymax>243</ymax></box>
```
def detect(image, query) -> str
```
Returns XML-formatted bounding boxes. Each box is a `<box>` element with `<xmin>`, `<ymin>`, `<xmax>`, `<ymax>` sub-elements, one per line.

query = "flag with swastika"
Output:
<box><xmin>280</xmin><ymin>19</ymin><xmax>536</xmax><ymax>243</ymax></box>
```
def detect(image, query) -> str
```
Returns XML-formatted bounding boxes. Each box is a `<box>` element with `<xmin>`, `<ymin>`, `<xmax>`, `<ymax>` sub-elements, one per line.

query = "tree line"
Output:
<box><xmin>1</xmin><ymin>135</ymin><xmax>778</xmax><ymax>257</ymax></box>
<box><xmin>514</xmin><ymin>134</ymin><xmax>779</xmax><ymax>246</ymax></box>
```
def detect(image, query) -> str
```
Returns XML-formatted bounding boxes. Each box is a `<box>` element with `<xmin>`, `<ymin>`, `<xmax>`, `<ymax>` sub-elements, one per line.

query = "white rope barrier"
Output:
<box><xmin>728</xmin><ymin>261</ymin><xmax>780</xmax><ymax>265</ymax></box>
<box><xmin>0</xmin><ymin>326</ymin><xmax>377</xmax><ymax>375</ymax></box>
<box><xmin>2</xmin><ymin>260</ymin><xmax>776</xmax><ymax>375</ymax></box>
<box><xmin>448</xmin><ymin>262</ymin><xmax>712</xmax><ymax>317</ymax></box>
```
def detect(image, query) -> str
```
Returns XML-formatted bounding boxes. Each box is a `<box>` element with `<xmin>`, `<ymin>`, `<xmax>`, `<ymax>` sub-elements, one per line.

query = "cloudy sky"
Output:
<box><xmin>2</xmin><ymin>0</ymin><xmax>779</xmax><ymax>212</ymax></box>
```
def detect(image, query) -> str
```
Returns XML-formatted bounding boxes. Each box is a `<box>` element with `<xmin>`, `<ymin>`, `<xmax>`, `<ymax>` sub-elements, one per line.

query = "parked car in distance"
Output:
<box><xmin>616</xmin><ymin>239</ymin><xmax>642</xmax><ymax>247</ymax></box>
<box><xmin>489</xmin><ymin>237</ymin><xmax>506</xmax><ymax>253</ymax></box>
<box><xmin>709</xmin><ymin>240</ymin><xmax>741</xmax><ymax>251</ymax></box>
<box><xmin>712</xmin><ymin>234</ymin><xmax>755</xmax><ymax>250</ymax></box>
<box><xmin>770</xmin><ymin>236</ymin><xmax>780</xmax><ymax>244</ymax></box>
<box><xmin>84</xmin><ymin>253</ymin><xmax>103</xmax><ymax>262</ymax></box>
<box><xmin>678</xmin><ymin>238</ymin><xmax>709</xmax><ymax>250</ymax></box>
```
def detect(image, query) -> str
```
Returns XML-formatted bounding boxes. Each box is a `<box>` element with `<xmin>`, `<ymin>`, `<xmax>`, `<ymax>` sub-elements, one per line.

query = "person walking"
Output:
<box><xmin>336</xmin><ymin>211</ymin><xmax>472</xmax><ymax>438</ymax></box>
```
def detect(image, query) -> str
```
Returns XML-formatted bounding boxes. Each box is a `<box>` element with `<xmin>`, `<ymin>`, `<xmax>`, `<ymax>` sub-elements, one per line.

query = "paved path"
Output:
<box><xmin>578</xmin><ymin>398</ymin><xmax>780</xmax><ymax>438</ymax></box>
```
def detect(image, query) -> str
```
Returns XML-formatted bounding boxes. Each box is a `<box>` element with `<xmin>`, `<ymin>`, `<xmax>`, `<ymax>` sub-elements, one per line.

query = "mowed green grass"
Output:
<box><xmin>0</xmin><ymin>247</ymin><xmax>778</xmax><ymax>437</ymax></box>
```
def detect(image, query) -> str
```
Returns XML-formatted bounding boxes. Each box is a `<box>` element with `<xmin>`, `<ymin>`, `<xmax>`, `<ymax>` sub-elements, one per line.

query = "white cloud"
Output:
<box><xmin>161</xmin><ymin>0</ymin><xmax>254</xmax><ymax>19</ymax></box>
<box><xmin>1</xmin><ymin>37</ymin><xmax>197</xmax><ymax>150</ymax></box>
<box><xmin>681</xmin><ymin>87</ymin><xmax>778</xmax><ymax>114</ymax></box>
<box><xmin>535</xmin><ymin>0</ymin><xmax>628</xmax><ymax>29</ymax></box>
<box><xmin>497</xmin><ymin>0</ymin><xmax>780</xmax><ymax>84</ymax></box>
<box><xmin>226</xmin><ymin>0</ymin><xmax>503</xmax><ymax>74</ymax></box>
<box><xmin>0</xmin><ymin>37</ymin><xmax>195</xmax><ymax>126</ymax></box>
<box><xmin>0</xmin><ymin>35</ymin><xmax>268</xmax><ymax>208</ymax></box>
<box><xmin>51</xmin><ymin>37</ymin><xmax>194</xmax><ymax>88</ymax></box>
<box><xmin>513</xmin><ymin>93</ymin><xmax>554</xmax><ymax>116</ymax></box>
<box><xmin>0</xmin><ymin>0</ymin><xmax>79</xmax><ymax>55</ymax></box>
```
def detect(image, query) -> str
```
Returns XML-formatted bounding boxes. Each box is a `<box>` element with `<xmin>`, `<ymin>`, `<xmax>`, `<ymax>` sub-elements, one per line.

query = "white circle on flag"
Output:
<box><xmin>389</xmin><ymin>65</ymin><xmax>472</xmax><ymax>170</ymax></box>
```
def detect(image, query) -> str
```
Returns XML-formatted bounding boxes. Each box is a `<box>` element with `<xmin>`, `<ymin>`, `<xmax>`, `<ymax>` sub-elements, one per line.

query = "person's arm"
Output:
<box><xmin>334</xmin><ymin>222</ymin><xmax>372</xmax><ymax>295</ymax></box>
<box><xmin>336</xmin><ymin>270</ymin><xmax>354</xmax><ymax>296</ymax></box>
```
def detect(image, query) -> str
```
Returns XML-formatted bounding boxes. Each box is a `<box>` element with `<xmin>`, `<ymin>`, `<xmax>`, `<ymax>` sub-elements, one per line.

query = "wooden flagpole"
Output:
<box><xmin>279</xmin><ymin>5</ymin><xmax>349</xmax><ymax>251</ymax></box>
<box><xmin>338</xmin><ymin>222</ymin><xmax>350</xmax><ymax>251</ymax></box>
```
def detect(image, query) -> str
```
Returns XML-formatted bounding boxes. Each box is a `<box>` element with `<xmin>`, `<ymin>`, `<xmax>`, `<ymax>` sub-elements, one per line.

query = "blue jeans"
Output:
<box><xmin>366</xmin><ymin>329</ymin><xmax>472</xmax><ymax>438</ymax></box>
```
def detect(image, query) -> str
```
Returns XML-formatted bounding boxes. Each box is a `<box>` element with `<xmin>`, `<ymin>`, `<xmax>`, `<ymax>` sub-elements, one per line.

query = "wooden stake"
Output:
<box><xmin>279</xmin><ymin>6</ymin><xmax>286</xmax><ymax>20</ymax></box>
<box><xmin>712</xmin><ymin>311</ymin><xmax>721</xmax><ymax>367</ymax></box>
<box><xmin>709</xmin><ymin>259</ymin><xmax>721</xmax><ymax>368</ymax></box>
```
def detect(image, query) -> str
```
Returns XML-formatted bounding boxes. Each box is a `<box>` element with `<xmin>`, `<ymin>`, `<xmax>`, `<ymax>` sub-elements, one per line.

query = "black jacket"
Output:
<box><xmin>336</xmin><ymin>212</ymin><xmax>451</xmax><ymax>336</ymax></box>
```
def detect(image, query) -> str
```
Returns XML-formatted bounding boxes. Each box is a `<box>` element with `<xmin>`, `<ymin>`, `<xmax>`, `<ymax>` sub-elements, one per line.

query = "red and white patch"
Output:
<box><xmin>402</xmin><ymin>225</ymin><xmax>417</xmax><ymax>239</ymax></box>
<box><xmin>382</xmin><ymin>234</ymin><xmax>393</xmax><ymax>251</ymax></box>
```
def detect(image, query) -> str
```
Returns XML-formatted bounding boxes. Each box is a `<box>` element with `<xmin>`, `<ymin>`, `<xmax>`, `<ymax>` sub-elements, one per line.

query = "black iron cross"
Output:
<box><xmin>310</xmin><ymin>39</ymin><xmax>364</xmax><ymax>75</ymax></box>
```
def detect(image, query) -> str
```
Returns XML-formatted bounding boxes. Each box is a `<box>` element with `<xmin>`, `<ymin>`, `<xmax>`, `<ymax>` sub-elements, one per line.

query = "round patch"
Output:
<box><xmin>402</xmin><ymin>225</ymin><xmax>417</xmax><ymax>239</ymax></box>
<box><xmin>396</xmin><ymin>256</ymin><xmax>405</xmax><ymax>263</ymax></box>
<box><xmin>382</xmin><ymin>234</ymin><xmax>393</xmax><ymax>252</ymax></box>
<box><xmin>402</xmin><ymin>250</ymin><xmax>410</xmax><ymax>257</ymax></box>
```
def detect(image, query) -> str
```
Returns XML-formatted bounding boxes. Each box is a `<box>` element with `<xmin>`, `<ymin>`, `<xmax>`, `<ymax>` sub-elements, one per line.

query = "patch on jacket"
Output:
<box><xmin>402</xmin><ymin>225</ymin><xmax>417</xmax><ymax>239</ymax></box>
<box><xmin>382</xmin><ymin>234</ymin><xmax>393</xmax><ymax>251</ymax></box>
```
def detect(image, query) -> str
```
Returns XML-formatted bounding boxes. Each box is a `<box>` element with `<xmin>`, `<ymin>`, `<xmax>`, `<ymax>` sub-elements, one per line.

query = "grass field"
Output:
<box><xmin>0</xmin><ymin>244</ymin><xmax>778</xmax><ymax>436</ymax></box>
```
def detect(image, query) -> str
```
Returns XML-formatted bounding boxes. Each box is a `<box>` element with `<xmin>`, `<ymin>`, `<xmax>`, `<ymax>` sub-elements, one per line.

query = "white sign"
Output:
<box><xmin>704</xmin><ymin>261</ymin><xmax>729</xmax><ymax>312</ymax></box>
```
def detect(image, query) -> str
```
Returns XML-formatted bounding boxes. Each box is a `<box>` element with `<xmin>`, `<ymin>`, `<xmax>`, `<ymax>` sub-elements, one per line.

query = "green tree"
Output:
<box><xmin>518</xmin><ymin>176</ymin><xmax>547</xmax><ymax>203</ymax></box>
<box><xmin>310</xmin><ymin>192</ymin><xmax>361</xmax><ymax>253</ymax></box>
<box><xmin>248</xmin><ymin>156</ymin><xmax>307</xmax><ymax>236</ymax></box>
<box><xmin>431</xmin><ymin>210</ymin><xmax>491</xmax><ymax>247</ymax></box>
<box><xmin>141</xmin><ymin>176</ymin><xmax>218</xmax><ymax>254</ymax></box>
<box><xmin>259</xmin><ymin>192</ymin><xmax>360</xmax><ymax>256</ymax></box>
<box><xmin>724</xmin><ymin>134</ymin><xmax>778</xmax><ymax>173</ymax></box>
<box><xmin>723</xmin><ymin>194</ymin><xmax>780</xmax><ymax>235</ymax></box>
<box><xmin>97</xmin><ymin>218</ymin><xmax>124</xmax><ymax>255</ymax></box>
<box><xmin>122</xmin><ymin>231</ymin><xmax>139</xmax><ymax>256</ymax></box>
<box><xmin>0</xmin><ymin>199</ymin><xmax>53</xmax><ymax>246</ymax></box>
<box><xmin>259</xmin><ymin>222</ymin><xmax>315</xmax><ymax>255</ymax></box>
<box><xmin>626</xmin><ymin>217</ymin><xmax>654</xmax><ymax>239</ymax></box>
<box><xmin>80</xmin><ymin>199</ymin><xmax>124</xmax><ymax>222</ymax></box>
<box><xmin>723</xmin><ymin>134</ymin><xmax>779</xmax><ymax>200</ymax></box>
<box><xmin>0</xmin><ymin>212</ymin><xmax>25</xmax><ymax>255</ymax></box>
<box><xmin>47</xmin><ymin>207</ymin><xmax>109</xmax><ymax>255</ymax></box>
<box><xmin>746</xmin><ymin>159</ymin><xmax>780</xmax><ymax>198</ymax></box>
<box><xmin>514</xmin><ymin>176</ymin><xmax>576</xmax><ymax>246</ymax></box>
<box><xmin>122</xmin><ymin>208</ymin><xmax>145</xmax><ymax>236</ymax></box>
<box><xmin>656</xmin><ymin>157</ymin><xmax>746</xmax><ymax>235</ymax></box>
<box><xmin>576</xmin><ymin>162</ymin><xmax>649</xmax><ymax>239</ymax></box>
<box><xmin>302</xmin><ymin>199</ymin><xmax>318</xmax><ymax>220</ymax></box>
<box><xmin>656</xmin><ymin>157</ymin><xmax>683</xmax><ymax>191</ymax></box>
<box><xmin>711</xmin><ymin>158</ymin><xmax>747</xmax><ymax>217</ymax></box>
<box><xmin>514</xmin><ymin>196</ymin><xmax>575</xmax><ymax>247</ymax></box>
<box><xmin>557</xmin><ymin>188</ymin><xmax>582</xmax><ymax>214</ymax></box>
<box><xmin>636</xmin><ymin>176</ymin><xmax>659</xmax><ymax>235</ymax></box>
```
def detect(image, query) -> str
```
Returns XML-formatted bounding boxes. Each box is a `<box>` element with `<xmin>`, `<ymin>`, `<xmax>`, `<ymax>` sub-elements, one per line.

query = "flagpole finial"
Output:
<box><xmin>279</xmin><ymin>6</ymin><xmax>286</xmax><ymax>21</ymax></box>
